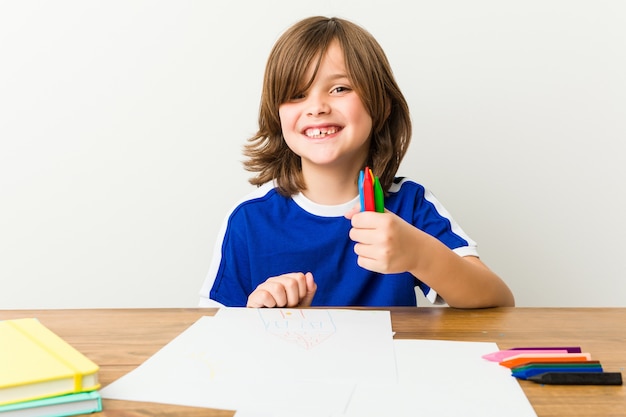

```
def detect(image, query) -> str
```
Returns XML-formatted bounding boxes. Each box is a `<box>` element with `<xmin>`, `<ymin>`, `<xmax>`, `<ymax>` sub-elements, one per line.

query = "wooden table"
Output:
<box><xmin>1</xmin><ymin>308</ymin><xmax>624</xmax><ymax>416</ymax></box>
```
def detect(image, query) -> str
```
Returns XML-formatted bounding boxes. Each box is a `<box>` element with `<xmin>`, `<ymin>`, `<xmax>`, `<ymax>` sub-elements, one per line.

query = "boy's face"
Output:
<box><xmin>278</xmin><ymin>40</ymin><xmax>372</xmax><ymax>177</ymax></box>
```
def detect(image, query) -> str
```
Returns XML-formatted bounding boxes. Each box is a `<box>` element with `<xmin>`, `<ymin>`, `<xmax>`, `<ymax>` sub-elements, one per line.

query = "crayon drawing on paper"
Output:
<box><xmin>258</xmin><ymin>309</ymin><xmax>336</xmax><ymax>350</ymax></box>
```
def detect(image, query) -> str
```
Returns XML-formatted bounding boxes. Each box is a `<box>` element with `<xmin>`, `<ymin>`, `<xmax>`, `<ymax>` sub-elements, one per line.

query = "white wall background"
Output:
<box><xmin>1</xmin><ymin>0</ymin><xmax>624</xmax><ymax>309</ymax></box>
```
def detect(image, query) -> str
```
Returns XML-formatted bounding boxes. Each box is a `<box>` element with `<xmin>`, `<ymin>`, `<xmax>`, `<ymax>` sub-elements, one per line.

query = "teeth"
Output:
<box><xmin>305</xmin><ymin>127</ymin><xmax>337</xmax><ymax>138</ymax></box>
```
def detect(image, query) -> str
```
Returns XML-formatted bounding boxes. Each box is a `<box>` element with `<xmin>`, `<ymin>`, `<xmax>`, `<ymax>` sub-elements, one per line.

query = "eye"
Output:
<box><xmin>331</xmin><ymin>86</ymin><xmax>351</xmax><ymax>94</ymax></box>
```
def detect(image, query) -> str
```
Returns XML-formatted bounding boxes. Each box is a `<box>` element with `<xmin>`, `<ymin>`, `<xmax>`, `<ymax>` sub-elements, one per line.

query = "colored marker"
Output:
<box><xmin>483</xmin><ymin>349</ymin><xmax>570</xmax><ymax>362</ymax></box>
<box><xmin>358</xmin><ymin>167</ymin><xmax>384</xmax><ymax>212</ymax></box>
<box><xmin>358</xmin><ymin>170</ymin><xmax>365</xmax><ymax>210</ymax></box>
<box><xmin>499</xmin><ymin>353</ymin><xmax>592</xmax><ymax>369</ymax></box>
<box><xmin>508</xmin><ymin>347</ymin><xmax>582</xmax><ymax>353</ymax></box>
<box><xmin>527</xmin><ymin>372</ymin><xmax>623</xmax><ymax>385</ymax></box>
<box><xmin>511</xmin><ymin>360</ymin><xmax>602</xmax><ymax>372</ymax></box>
<box><xmin>511</xmin><ymin>362</ymin><xmax>603</xmax><ymax>379</ymax></box>
<box><xmin>363</xmin><ymin>167</ymin><xmax>375</xmax><ymax>211</ymax></box>
<box><xmin>373</xmin><ymin>175</ymin><xmax>384</xmax><ymax>213</ymax></box>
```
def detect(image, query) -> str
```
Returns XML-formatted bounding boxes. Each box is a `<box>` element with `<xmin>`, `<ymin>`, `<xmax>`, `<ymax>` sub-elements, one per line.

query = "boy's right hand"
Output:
<box><xmin>246</xmin><ymin>272</ymin><xmax>316</xmax><ymax>308</ymax></box>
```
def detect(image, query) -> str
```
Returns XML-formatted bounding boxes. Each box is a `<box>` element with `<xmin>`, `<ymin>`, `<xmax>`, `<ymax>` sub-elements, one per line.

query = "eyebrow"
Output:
<box><xmin>327</xmin><ymin>73</ymin><xmax>349</xmax><ymax>81</ymax></box>
<box><xmin>314</xmin><ymin>73</ymin><xmax>350</xmax><ymax>84</ymax></box>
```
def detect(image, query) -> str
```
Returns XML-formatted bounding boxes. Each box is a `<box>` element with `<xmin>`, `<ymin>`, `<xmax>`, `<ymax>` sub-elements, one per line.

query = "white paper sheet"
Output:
<box><xmin>339</xmin><ymin>339</ymin><xmax>538</xmax><ymax>417</ymax></box>
<box><xmin>211</xmin><ymin>307</ymin><xmax>397</xmax><ymax>383</ymax></box>
<box><xmin>101</xmin><ymin>309</ymin><xmax>537</xmax><ymax>417</ymax></box>
<box><xmin>101</xmin><ymin>308</ymin><xmax>396</xmax><ymax>415</ymax></box>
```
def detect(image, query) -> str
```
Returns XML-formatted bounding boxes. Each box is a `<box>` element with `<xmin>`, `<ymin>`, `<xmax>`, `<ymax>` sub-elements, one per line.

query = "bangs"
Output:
<box><xmin>265</xmin><ymin>19</ymin><xmax>339</xmax><ymax>105</ymax></box>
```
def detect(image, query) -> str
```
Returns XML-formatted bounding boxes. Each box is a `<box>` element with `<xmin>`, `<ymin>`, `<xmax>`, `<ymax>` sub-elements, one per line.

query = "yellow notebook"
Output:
<box><xmin>0</xmin><ymin>318</ymin><xmax>100</xmax><ymax>406</ymax></box>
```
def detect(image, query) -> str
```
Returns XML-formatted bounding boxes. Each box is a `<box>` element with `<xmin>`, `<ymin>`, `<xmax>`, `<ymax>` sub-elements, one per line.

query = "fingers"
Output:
<box><xmin>349</xmin><ymin>211</ymin><xmax>391</xmax><ymax>246</ymax></box>
<box><xmin>246</xmin><ymin>273</ymin><xmax>314</xmax><ymax>308</ymax></box>
<box><xmin>349</xmin><ymin>211</ymin><xmax>412</xmax><ymax>274</ymax></box>
<box><xmin>299</xmin><ymin>272</ymin><xmax>317</xmax><ymax>307</ymax></box>
<box><xmin>246</xmin><ymin>288</ymin><xmax>280</xmax><ymax>308</ymax></box>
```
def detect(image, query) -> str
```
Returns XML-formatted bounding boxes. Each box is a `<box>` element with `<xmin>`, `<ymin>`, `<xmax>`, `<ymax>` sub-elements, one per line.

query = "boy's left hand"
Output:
<box><xmin>345</xmin><ymin>207</ymin><xmax>419</xmax><ymax>274</ymax></box>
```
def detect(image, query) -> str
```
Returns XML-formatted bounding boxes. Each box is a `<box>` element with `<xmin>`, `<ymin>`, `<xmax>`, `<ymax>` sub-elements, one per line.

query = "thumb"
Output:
<box><xmin>299</xmin><ymin>272</ymin><xmax>317</xmax><ymax>307</ymax></box>
<box><xmin>344</xmin><ymin>204</ymin><xmax>361</xmax><ymax>220</ymax></box>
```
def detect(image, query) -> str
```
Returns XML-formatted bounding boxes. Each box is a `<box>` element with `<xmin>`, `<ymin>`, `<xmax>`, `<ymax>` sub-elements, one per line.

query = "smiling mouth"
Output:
<box><xmin>304</xmin><ymin>127</ymin><xmax>339</xmax><ymax>139</ymax></box>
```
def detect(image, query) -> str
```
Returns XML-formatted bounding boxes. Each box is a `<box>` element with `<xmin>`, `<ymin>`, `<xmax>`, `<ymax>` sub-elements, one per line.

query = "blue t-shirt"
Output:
<box><xmin>200</xmin><ymin>177</ymin><xmax>478</xmax><ymax>307</ymax></box>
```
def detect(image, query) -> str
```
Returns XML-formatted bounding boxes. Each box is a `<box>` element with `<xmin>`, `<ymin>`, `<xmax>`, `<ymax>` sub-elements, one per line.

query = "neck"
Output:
<box><xmin>300</xmin><ymin>165</ymin><xmax>360</xmax><ymax>205</ymax></box>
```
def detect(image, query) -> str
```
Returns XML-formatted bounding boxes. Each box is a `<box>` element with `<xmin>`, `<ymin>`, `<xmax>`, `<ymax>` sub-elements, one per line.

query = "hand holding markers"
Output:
<box><xmin>349</xmin><ymin>167</ymin><xmax>423</xmax><ymax>274</ymax></box>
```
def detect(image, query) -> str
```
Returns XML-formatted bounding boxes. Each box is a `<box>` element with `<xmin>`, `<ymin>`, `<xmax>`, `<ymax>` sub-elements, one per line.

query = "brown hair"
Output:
<box><xmin>243</xmin><ymin>16</ymin><xmax>412</xmax><ymax>196</ymax></box>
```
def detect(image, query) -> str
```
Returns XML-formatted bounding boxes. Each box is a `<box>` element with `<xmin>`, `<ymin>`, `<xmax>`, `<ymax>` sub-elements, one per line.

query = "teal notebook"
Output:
<box><xmin>0</xmin><ymin>391</ymin><xmax>102</xmax><ymax>417</ymax></box>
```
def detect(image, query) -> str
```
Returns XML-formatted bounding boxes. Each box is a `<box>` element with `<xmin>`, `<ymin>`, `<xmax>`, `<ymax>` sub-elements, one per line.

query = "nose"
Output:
<box><xmin>306</xmin><ymin>93</ymin><xmax>330</xmax><ymax>116</ymax></box>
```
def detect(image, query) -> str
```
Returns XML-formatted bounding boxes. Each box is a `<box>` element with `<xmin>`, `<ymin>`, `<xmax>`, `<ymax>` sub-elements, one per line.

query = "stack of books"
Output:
<box><xmin>0</xmin><ymin>318</ymin><xmax>103</xmax><ymax>416</ymax></box>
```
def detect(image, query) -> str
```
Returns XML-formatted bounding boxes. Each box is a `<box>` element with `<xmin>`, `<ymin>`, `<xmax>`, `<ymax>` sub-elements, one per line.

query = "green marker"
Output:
<box><xmin>373</xmin><ymin>176</ymin><xmax>384</xmax><ymax>213</ymax></box>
